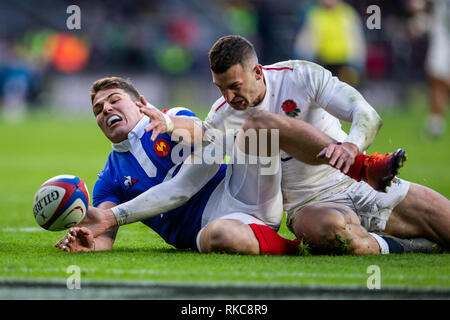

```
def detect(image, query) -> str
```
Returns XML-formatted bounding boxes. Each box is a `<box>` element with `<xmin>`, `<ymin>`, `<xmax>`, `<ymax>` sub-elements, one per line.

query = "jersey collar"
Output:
<box><xmin>111</xmin><ymin>115</ymin><xmax>149</xmax><ymax>152</ymax></box>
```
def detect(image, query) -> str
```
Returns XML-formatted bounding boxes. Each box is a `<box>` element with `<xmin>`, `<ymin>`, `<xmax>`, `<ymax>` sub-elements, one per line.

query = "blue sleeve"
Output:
<box><xmin>175</xmin><ymin>109</ymin><xmax>196</xmax><ymax>117</ymax></box>
<box><xmin>92</xmin><ymin>174</ymin><xmax>120</xmax><ymax>207</ymax></box>
<box><xmin>166</xmin><ymin>107</ymin><xmax>197</xmax><ymax>118</ymax></box>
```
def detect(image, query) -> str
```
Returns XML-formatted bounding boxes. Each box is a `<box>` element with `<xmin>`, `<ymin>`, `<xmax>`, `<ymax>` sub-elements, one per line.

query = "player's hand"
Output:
<box><xmin>317</xmin><ymin>142</ymin><xmax>359</xmax><ymax>174</ymax></box>
<box><xmin>136</xmin><ymin>95</ymin><xmax>169</xmax><ymax>141</ymax></box>
<box><xmin>54</xmin><ymin>227</ymin><xmax>94</xmax><ymax>252</ymax></box>
<box><xmin>75</xmin><ymin>206</ymin><xmax>116</xmax><ymax>238</ymax></box>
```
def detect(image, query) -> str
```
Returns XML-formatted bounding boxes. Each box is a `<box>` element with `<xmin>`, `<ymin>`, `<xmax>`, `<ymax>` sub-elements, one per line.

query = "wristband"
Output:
<box><xmin>162</xmin><ymin>112</ymin><xmax>174</xmax><ymax>134</ymax></box>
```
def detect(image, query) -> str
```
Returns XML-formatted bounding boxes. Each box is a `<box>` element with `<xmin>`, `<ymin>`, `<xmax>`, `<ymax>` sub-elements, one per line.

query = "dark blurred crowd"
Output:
<box><xmin>0</xmin><ymin>0</ymin><xmax>447</xmax><ymax>113</ymax></box>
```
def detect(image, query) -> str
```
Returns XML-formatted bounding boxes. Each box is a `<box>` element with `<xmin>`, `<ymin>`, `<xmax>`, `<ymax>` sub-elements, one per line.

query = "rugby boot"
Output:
<box><xmin>361</xmin><ymin>149</ymin><xmax>407</xmax><ymax>192</ymax></box>
<box><xmin>377</xmin><ymin>234</ymin><xmax>444</xmax><ymax>254</ymax></box>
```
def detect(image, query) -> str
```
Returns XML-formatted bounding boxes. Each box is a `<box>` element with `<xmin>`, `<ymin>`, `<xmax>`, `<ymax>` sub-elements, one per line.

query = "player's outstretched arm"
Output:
<box><xmin>137</xmin><ymin>95</ymin><xmax>204</xmax><ymax>145</ymax></box>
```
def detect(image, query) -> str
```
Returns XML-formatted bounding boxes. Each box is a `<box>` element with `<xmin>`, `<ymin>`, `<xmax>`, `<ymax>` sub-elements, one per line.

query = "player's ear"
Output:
<box><xmin>254</xmin><ymin>64</ymin><xmax>263</xmax><ymax>80</ymax></box>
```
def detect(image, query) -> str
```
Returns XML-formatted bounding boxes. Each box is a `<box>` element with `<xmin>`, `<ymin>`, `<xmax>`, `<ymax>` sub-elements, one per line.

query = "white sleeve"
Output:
<box><xmin>111</xmin><ymin>152</ymin><xmax>221</xmax><ymax>226</ymax></box>
<box><xmin>300</xmin><ymin>63</ymin><xmax>382</xmax><ymax>152</ymax></box>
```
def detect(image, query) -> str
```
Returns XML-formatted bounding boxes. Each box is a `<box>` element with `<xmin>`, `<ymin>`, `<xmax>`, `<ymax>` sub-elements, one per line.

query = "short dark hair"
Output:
<box><xmin>208</xmin><ymin>35</ymin><xmax>257</xmax><ymax>74</ymax></box>
<box><xmin>90</xmin><ymin>77</ymin><xmax>140</xmax><ymax>104</ymax></box>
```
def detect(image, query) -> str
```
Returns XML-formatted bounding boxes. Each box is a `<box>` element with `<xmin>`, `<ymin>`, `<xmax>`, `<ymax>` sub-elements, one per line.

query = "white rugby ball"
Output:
<box><xmin>33</xmin><ymin>175</ymin><xmax>90</xmax><ymax>231</ymax></box>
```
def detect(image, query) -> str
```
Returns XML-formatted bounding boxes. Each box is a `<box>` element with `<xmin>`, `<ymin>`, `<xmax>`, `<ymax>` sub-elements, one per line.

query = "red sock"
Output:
<box><xmin>346</xmin><ymin>153</ymin><xmax>368</xmax><ymax>181</ymax></box>
<box><xmin>248</xmin><ymin>224</ymin><xmax>300</xmax><ymax>255</ymax></box>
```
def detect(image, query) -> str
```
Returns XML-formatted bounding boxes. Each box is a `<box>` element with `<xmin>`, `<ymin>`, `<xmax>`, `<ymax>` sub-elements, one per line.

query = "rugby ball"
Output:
<box><xmin>33</xmin><ymin>175</ymin><xmax>89</xmax><ymax>231</ymax></box>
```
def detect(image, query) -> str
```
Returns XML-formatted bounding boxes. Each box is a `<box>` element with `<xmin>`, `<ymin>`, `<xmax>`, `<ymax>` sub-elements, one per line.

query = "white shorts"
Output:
<box><xmin>287</xmin><ymin>177</ymin><xmax>410</xmax><ymax>233</ymax></box>
<box><xmin>196</xmin><ymin>144</ymin><xmax>284</xmax><ymax>252</ymax></box>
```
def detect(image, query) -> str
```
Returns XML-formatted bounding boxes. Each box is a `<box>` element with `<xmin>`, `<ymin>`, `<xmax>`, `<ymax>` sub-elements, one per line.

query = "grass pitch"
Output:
<box><xmin>0</xmin><ymin>96</ymin><xmax>449</xmax><ymax>299</ymax></box>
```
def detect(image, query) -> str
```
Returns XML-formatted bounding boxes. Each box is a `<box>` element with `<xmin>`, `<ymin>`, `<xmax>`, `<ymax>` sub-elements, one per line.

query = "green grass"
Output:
<box><xmin>0</xmin><ymin>100</ymin><xmax>449</xmax><ymax>290</ymax></box>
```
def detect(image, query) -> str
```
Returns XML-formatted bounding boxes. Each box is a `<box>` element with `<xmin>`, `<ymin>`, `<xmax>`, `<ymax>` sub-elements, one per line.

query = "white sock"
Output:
<box><xmin>370</xmin><ymin>233</ymin><xmax>390</xmax><ymax>254</ymax></box>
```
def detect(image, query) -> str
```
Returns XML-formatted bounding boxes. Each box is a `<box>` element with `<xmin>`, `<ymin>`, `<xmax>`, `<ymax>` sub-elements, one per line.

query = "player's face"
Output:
<box><xmin>212</xmin><ymin>63</ymin><xmax>265</xmax><ymax>110</ymax></box>
<box><xmin>92</xmin><ymin>88</ymin><xmax>143</xmax><ymax>143</ymax></box>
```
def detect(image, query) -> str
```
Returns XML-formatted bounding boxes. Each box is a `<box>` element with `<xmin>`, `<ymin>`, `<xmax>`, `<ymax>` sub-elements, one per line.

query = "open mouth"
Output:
<box><xmin>107</xmin><ymin>115</ymin><xmax>123</xmax><ymax>128</ymax></box>
<box><xmin>230</xmin><ymin>100</ymin><xmax>245</xmax><ymax>109</ymax></box>
<box><xmin>230</xmin><ymin>99</ymin><xmax>244</xmax><ymax>106</ymax></box>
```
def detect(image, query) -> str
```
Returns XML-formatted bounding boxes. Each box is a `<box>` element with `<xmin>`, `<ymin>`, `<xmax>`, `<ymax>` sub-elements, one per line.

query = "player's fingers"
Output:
<box><xmin>342</xmin><ymin>158</ymin><xmax>352</xmax><ymax>174</ymax></box>
<box><xmin>335</xmin><ymin>156</ymin><xmax>346</xmax><ymax>170</ymax></box>
<box><xmin>141</xmin><ymin>108</ymin><xmax>162</xmax><ymax>123</ymax></box>
<box><xmin>79</xmin><ymin>227</ymin><xmax>92</xmax><ymax>236</ymax></box>
<box><xmin>138</xmin><ymin>104</ymin><xmax>151</xmax><ymax>114</ymax></box>
<box><xmin>151</xmin><ymin>127</ymin><xmax>161</xmax><ymax>141</ymax></box>
<box><xmin>144</xmin><ymin>122</ymin><xmax>157</xmax><ymax>132</ymax></box>
<box><xmin>67</xmin><ymin>235</ymin><xmax>77</xmax><ymax>243</ymax></box>
<box><xmin>328</xmin><ymin>148</ymin><xmax>342</xmax><ymax>167</ymax></box>
<box><xmin>55</xmin><ymin>233</ymin><xmax>70</xmax><ymax>247</ymax></box>
<box><xmin>325</xmin><ymin>144</ymin><xmax>336</xmax><ymax>159</ymax></box>
<box><xmin>140</xmin><ymin>95</ymin><xmax>147</xmax><ymax>106</ymax></box>
<box><xmin>139</xmin><ymin>106</ymin><xmax>151</xmax><ymax>116</ymax></box>
<box><xmin>136</xmin><ymin>101</ymin><xmax>145</xmax><ymax>110</ymax></box>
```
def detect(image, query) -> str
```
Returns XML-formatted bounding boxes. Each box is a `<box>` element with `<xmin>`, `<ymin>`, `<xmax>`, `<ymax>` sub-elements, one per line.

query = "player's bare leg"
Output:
<box><xmin>292</xmin><ymin>203</ymin><xmax>381</xmax><ymax>255</ymax></box>
<box><xmin>292</xmin><ymin>202</ymin><xmax>443</xmax><ymax>255</ymax></box>
<box><xmin>242</xmin><ymin>109</ymin><xmax>406</xmax><ymax>192</ymax></box>
<box><xmin>385</xmin><ymin>183</ymin><xmax>450</xmax><ymax>249</ymax></box>
<box><xmin>425</xmin><ymin>76</ymin><xmax>448</xmax><ymax>137</ymax></box>
<box><xmin>199</xmin><ymin>219</ymin><xmax>260</xmax><ymax>254</ymax></box>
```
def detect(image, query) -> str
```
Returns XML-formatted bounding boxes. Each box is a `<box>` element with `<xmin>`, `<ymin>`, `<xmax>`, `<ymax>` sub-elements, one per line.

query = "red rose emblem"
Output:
<box><xmin>281</xmin><ymin>99</ymin><xmax>300</xmax><ymax>117</ymax></box>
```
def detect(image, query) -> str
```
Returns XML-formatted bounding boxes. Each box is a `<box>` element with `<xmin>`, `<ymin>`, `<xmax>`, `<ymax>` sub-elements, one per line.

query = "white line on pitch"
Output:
<box><xmin>1</xmin><ymin>266</ymin><xmax>448</xmax><ymax>281</ymax></box>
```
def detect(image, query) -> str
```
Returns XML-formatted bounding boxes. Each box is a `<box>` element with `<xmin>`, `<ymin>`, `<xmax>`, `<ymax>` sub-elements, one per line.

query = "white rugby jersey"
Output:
<box><xmin>204</xmin><ymin>60</ymin><xmax>381</xmax><ymax>215</ymax></box>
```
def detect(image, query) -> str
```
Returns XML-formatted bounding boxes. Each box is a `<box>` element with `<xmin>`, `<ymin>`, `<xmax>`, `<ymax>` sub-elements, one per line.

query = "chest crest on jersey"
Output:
<box><xmin>281</xmin><ymin>99</ymin><xmax>300</xmax><ymax>117</ymax></box>
<box><xmin>154</xmin><ymin>138</ymin><xmax>170</xmax><ymax>157</ymax></box>
<box><xmin>124</xmin><ymin>176</ymin><xmax>138</xmax><ymax>188</ymax></box>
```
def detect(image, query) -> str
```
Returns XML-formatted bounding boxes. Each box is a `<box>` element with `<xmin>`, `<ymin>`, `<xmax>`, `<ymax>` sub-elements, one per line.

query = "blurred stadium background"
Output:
<box><xmin>0</xmin><ymin>0</ymin><xmax>445</xmax><ymax>119</ymax></box>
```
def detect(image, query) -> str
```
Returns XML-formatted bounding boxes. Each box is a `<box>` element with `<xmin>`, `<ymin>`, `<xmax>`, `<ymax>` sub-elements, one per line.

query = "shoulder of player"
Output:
<box><xmin>206</xmin><ymin>97</ymin><xmax>232</xmax><ymax>119</ymax></box>
<box><xmin>210</xmin><ymin>96</ymin><xmax>228</xmax><ymax>112</ymax></box>
<box><xmin>272</xmin><ymin>60</ymin><xmax>329</xmax><ymax>90</ymax></box>
<box><xmin>264</xmin><ymin>60</ymin><xmax>323</xmax><ymax>74</ymax></box>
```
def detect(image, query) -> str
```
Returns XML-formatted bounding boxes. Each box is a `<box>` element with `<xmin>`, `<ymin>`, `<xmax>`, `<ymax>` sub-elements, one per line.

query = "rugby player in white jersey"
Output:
<box><xmin>138</xmin><ymin>35</ymin><xmax>449</xmax><ymax>255</ymax></box>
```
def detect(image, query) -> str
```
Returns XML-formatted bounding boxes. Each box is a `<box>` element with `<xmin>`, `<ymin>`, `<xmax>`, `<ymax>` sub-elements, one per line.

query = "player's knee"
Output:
<box><xmin>203</xmin><ymin>219</ymin><xmax>245</xmax><ymax>253</ymax></box>
<box><xmin>294</xmin><ymin>205</ymin><xmax>347</xmax><ymax>247</ymax></box>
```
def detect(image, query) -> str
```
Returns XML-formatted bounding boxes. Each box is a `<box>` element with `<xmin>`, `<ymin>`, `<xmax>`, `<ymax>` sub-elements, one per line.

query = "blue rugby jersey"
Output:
<box><xmin>93</xmin><ymin>109</ymin><xmax>226</xmax><ymax>250</ymax></box>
